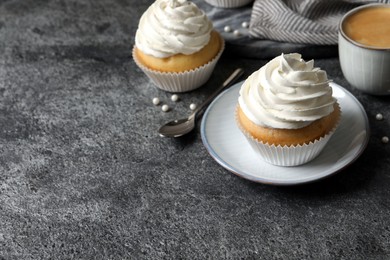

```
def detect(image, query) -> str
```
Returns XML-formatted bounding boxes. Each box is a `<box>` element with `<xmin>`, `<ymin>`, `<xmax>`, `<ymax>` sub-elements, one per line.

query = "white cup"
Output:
<box><xmin>338</xmin><ymin>4</ymin><xmax>390</xmax><ymax>95</ymax></box>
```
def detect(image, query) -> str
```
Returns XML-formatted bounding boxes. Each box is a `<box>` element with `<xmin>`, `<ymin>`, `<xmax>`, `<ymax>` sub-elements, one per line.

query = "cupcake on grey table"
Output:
<box><xmin>133</xmin><ymin>0</ymin><xmax>225</xmax><ymax>92</ymax></box>
<box><xmin>236</xmin><ymin>53</ymin><xmax>341</xmax><ymax>166</ymax></box>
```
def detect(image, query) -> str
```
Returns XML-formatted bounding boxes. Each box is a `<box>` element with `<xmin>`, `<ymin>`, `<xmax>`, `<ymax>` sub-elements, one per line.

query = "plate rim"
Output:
<box><xmin>200</xmin><ymin>81</ymin><xmax>370</xmax><ymax>186</ymax></box>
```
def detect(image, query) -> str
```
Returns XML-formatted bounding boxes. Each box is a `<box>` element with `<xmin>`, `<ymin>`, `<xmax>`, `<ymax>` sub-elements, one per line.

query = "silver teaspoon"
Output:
<box><xmin>158</xmin><ymin>68</ymin><xmax>244</xmax><ymax>137</ymax></box>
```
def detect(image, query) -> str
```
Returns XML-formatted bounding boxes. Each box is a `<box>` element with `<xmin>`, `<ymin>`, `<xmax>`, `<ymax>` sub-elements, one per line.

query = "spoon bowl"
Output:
<box><xmin>158</xmin><ymin>68</ymin><xmax>244</xmax><ymax>137</ymax></box>
<box><xmin>159</xmin><ymin>117</ymin><xmax>195</xmax><ymax>137</ymax></box>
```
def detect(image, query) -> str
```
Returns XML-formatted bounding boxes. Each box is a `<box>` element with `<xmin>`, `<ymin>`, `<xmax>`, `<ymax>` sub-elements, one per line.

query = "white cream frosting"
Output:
<box><xmin>238</xmin><ymin>53</ymin><xmax>336</xmax><ymax>129</ymax></box>
<box><xmin>135</xmin><ymin>0</ymin><xmax>213</xmax><ymax>58</ymax></box>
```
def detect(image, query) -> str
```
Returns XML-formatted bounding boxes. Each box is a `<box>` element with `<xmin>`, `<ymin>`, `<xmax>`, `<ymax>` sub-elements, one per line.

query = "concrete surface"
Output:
<box><xmin>0</xmin><ymin>0</ymin><xmax>390</xmax><ymax>259</ymax></box>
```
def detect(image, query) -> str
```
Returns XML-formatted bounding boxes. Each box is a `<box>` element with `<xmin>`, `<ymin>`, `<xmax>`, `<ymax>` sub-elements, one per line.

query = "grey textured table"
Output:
<box><xmin>1</xmin><ymin>0</ymin><xmax>390</xmax><ymax>259</ymax></box>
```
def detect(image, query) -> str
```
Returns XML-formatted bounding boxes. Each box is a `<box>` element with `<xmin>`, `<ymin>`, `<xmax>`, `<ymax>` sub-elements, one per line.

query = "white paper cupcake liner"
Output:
<box><xmin>204</xmin><ymin>0</ymin><xmax>253</xmax><ymax>8</ymax></box>
<box><xmin>235</xmin><ymin>105</ymin><xmax>341</xmax><ymax>166</ymax></box>
<box><xmin>132</xmin><ymin>38</ymin><xmax>225</xmax><ymax>93</ymax></box>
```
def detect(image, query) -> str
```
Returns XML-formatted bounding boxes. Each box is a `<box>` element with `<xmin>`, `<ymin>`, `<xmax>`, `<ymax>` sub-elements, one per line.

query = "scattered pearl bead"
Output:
<box><xmin>376</xmin><ymin>113</ymin><xmax>383</xmax><ymax>120</ymax></box>
<box><xmin>382</xmin><ymin>136</ymin><xmax>389</xmax><ymax>144</ymax></box>
<box><xmin>241</xmin><ymin>21</ymin><xmax>249</xmax><ymax>28</ymax></box>
<box><xmin>171</xmin><ymin>94</ymin><xmax>179</xmax><ymax>102</ymax></box>
<box><xmin>189</xmin><ymin>103</ymin><xmax>197</xmax><ymax>110</ymax></box>
<box><xmin>162</xmin><ymin>104</ymin><xmax>169</xmax><ymax>112</ymax></box>
<box><xmin>224</xmin><ymin>25</ymin><xmax>232</xmax><ymax>33</ymax></box>
<box><xmin>233</xmin><ymin>29</ymin><xmax>241</xmax><ymax>36</ymax></box>
<box><xmin>152</xmin><ymin>97</ymin><xmax>160</xmax><ymax>105</ymax></box>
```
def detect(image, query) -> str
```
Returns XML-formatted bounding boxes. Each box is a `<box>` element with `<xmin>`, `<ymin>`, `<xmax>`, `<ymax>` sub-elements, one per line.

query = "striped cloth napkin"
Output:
<box><xmin>249</xmin><ymin>0</ymin><xmax>389</xmax><ymax>45</ymax></box>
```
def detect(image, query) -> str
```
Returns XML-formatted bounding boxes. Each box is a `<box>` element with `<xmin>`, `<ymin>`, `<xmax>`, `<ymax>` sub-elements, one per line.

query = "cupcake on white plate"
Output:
<box><xmin>203</xmin><ymin>0</ymin><xmax>253</xmax><ymax>8</ymax></box>
<box><xmin>236</xmin><ymin>53</ymin><xmax>341</xmax><ymax>166</ymax></box>
<box><xmin>133</xmin><ymin>0</ymin><xmax>224</xmax><ymax>93</ymax></box>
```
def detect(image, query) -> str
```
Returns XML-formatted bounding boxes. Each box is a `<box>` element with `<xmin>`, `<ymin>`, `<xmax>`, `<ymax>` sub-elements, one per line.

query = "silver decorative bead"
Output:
<box><xmin>233</xmin><ymin>29</ymin><xmax>241</xmax><ymax>36</ymax></box>
<box><xmin>171</xmin><ymin>94</ymin><xmax>179</xmax><ymax>102</ymax></box>
<box><xmin>376</xmin><ymin>113</ymin><xmax>383</xmax><ymax>120</ymax></box>
<box><xmin>152</xmin><ymin>97</ymin><xmax>160</xmax><ymax>105</ymax></box>
<box><xmin>241</xmin><ymin>21</ymin><xmax>249</xmax><ymax>28</ymax></box>
<box><xmin>224</xmin><ymin>25</ymin><xmax>232</xmax><ymax>33</ymax></box>
<box><xmin>189</xmin><ymin>103</ymin><xmax>197</xmax><ymax>110</ymax></box>
<box><xmin>162</xmin><ymin>104</ymin><xmax>169</xmax><ymax>112</ymax></box>
<box><xmin>382</xmin><ymin>136</ymin><xmax>389</xmax><ymax>144</ymax></box>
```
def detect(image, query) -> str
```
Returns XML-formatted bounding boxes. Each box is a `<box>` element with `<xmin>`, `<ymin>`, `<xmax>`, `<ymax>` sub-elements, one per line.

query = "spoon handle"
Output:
<box><xmin>191</xmin><ymin>68</ymin><xmax>244</xmax><ymax>118</ymax></box>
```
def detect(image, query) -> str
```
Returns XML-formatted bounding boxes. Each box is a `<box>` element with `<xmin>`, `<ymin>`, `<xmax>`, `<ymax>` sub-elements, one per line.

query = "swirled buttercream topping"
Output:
<box><xmin>135</xmin><ymin>0</ymin><xmax>213</xmax><ymax>58</ymax></box>
<box><xmin>238</xmin><ymin>53</ymin><xmax>336</xmax><ymax>129</ymax></box>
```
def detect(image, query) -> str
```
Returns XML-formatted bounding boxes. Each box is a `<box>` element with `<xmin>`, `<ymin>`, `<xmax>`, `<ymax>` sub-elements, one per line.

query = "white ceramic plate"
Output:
<box><xmin>201</xmin><ymin>82</ymin><xmax>370</xmax><ymax>185</ymax></box>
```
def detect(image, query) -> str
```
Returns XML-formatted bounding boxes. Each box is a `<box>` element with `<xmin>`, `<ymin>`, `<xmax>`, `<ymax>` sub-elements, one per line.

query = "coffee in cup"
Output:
<box><xmin>339</xmin><ymin>4</ymin><xmax>390</xmax><ymax>95</ymax></box>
